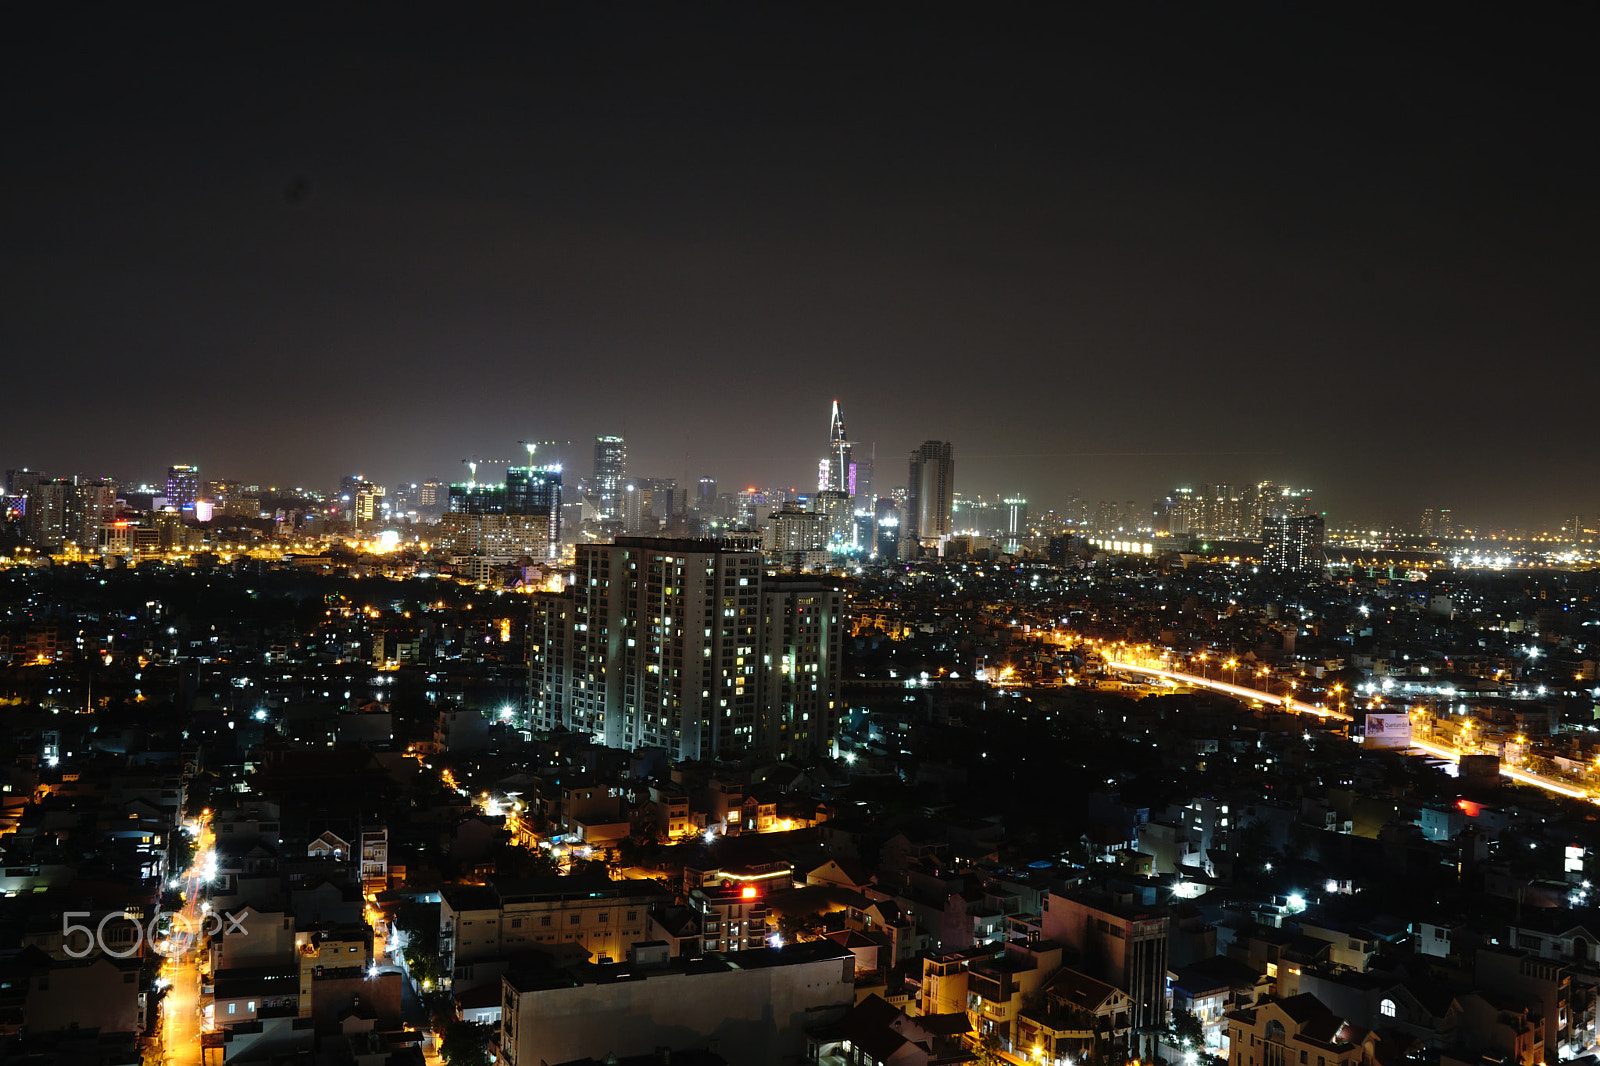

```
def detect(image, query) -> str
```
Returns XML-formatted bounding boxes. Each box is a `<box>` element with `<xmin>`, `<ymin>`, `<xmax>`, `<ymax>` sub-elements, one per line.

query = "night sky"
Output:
<box><xmin>5</xmin><ymin>8</ymin><xmax>1596</xmax><ymax>527</ymax></box>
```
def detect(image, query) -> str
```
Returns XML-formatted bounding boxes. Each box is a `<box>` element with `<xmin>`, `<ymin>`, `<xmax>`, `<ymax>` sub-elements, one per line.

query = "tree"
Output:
<box><xmin>439</xmin><ymin>1021</ymin><xmax>491</xmax><ymax>1066</ymax></box>
<box><xmin>974</xmin><ymin>1029</ymin><xmax>1007</xmax><ymax>1066</ymax></box>
<box><xmin>777</xmin><ymin>911</ymin><xmax>828</xmax><ymax>943</ymax></box>
<box><xmin>1171</xmin><ymin>1008</ymin><xmax>1204</xmax><ymax>1052</ymax></box>
<box><xmin>402</xmin><ymin>943</ymin><xmax>441</xmax><ymax>990</ymax></box>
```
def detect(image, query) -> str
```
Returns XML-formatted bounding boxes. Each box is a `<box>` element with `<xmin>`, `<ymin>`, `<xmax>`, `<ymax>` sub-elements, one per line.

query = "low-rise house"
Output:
<box><xmin>964</xmin><ymin>937</ymin><xmax>1064</xmax><ymax>1053</ymax></box>
<box><xmin>823</xmin><ymin>993</ymin><xmax>971</xmax><ymax>1066</ymax></box>
<box><xmin>1018</xmin><ymin>967</ymin><xmax>1135</xmax><ymax>1064</ymax></box>
<box><xmin>1226</xmin><ymin>993</ymin><xmax>1380</xmax><ymax>1066</ymax></box>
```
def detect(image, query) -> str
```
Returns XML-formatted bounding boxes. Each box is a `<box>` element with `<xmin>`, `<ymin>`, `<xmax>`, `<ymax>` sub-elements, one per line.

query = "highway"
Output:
<box><xmin>1101</xmin><ymin>658</ymin><xmax>1597</xmax><ymax>804</ymax></box>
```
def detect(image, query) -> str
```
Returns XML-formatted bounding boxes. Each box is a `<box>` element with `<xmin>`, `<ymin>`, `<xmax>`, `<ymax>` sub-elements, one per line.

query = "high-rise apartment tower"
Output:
<box><xmin>528</xmin><ymin>537</ymin><xmax>841</xmax><ymax>760</ymax></box>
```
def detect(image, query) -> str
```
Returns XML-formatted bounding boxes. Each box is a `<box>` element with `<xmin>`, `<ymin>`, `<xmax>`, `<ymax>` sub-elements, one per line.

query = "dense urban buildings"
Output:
<box><xmin>7</xmin><ymin>430</ymin><xmax>1600</xmax><ymax>1066</ymax></box>
<box><xmin>7</xmin><ymin>5</ymin><xmax>1599</xmax><ymax>1064</ymax></box>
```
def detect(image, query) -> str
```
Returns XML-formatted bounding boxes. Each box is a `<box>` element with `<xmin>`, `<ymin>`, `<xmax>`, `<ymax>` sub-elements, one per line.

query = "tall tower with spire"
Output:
<box><xmin>819</xmin><ymin>401</ymin><xmax>855</xmax><ymax>495</ymax></box>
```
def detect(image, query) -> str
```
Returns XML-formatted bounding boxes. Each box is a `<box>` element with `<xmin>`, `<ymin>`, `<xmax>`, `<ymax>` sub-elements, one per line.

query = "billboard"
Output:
<box><xmin>1364</xmin><ymin>712</ymin><xmax>1411</xmax><ymax>748</ymax></box>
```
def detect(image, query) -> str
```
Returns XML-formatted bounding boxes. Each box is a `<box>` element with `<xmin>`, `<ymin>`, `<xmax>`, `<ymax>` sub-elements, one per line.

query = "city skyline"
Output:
<box><xmin>1</xmin><ymin>425</ymin><xmax>1586</xmax><ymax>537</ymax></box>
<box><xmin>5</xmin><ymin>9</ymin><xmax>1597</xmax><ymax>530</ymax></box>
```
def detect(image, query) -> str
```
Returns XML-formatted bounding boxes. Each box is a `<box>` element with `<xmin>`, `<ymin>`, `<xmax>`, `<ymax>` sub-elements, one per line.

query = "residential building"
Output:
<box><xmin>1042</xmin><ymin>888</ymin><xmax>1171</xmax><ymax>1056</ymax></box>
<box><xmin>764</xmin><ymin>507</ymin><xmax>831</xmax><ymax>571</ymax></box>
<box><xmin>439</xmin><ymin>875</ymin><xmax>670</xmax><ymax>982</ymax></box>
<box><xmin>964</xmin><ymin>937</ymin><xmax>1065</xmax><ymax>1052</ymax></box>
<box><xmin>498</xmin><ymin>942</ymin><xmax>854</xmax><ymax>1066</ymax></box>
<box><xmin>1225</xmin><ymin>993</ymin><xmax>1377</xmax><ymax>1066</ymax></box>
<box><xmin>1018</xmin><ymin>967</ymin><xmax>1136</xmax><ymax>1065</ymax></box>
<box><xmin>1264</xmin><ymin>512</ymin><xmax>1325</xmax><ymax>574</ymax></box>
<box><xmin>529</xmin><ymin>537</ymin><xmax>841</xmax><ymax>761</ymax></box>
<box><xmin>760</xmin><ymin>575</ymin><xmax>844</xmax><ymax>760</ymax></box>
<box><xmin>690</xmin><ymin>883</ymin><xmax>771</xmax><ymax>953</ymax></box>
<box><xmin>23</xmin><ymin>480</ymin><xmax>71</xmax><ymax>547</ymax></box>
<box><xmin>72</xmin><ymin>480</ymin><xmax>117</xmax><ymax>547</ymax></box>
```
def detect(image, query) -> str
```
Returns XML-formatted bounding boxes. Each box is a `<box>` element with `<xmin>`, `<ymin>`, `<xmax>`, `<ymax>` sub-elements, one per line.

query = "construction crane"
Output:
<box><xmin>460</xmin><ymin>455</ymin><xmax>520</xmax><ymax>487</ymax></box>
<box><xmin>517</xmin><ymin>440</ymin><xmax>575</xmax><ymax>468</ymax></box>
<box><xmin>461</xmin><ymin>442</ymin><xmax>576</xmax><ymax>485</ymax></box>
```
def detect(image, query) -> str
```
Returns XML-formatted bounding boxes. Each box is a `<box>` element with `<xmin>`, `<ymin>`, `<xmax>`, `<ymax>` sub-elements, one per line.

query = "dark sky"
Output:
<box><xmin>5</xmin><ymin>8</ymin><xmax>1597</xmax><ymax>527</ymax></box>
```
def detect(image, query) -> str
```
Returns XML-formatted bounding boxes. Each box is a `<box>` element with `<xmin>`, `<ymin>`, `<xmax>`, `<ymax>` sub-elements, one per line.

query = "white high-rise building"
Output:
<box><xmin>905</xmin><ymin>440</ymin><xmax>954</xmax><ymax>551</ymax></box>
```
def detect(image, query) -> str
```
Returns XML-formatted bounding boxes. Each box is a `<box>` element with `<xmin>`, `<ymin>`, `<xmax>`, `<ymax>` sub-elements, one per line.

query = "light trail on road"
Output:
<box><xmin>1103</xmin><ymin>659</ymin><xmax>1351</xmax><ymax>720</ymax></box>
<box><xmin>1407</xmin><ymin>736</ymin><xmax>1592</xmax><ymax>801</ymax></box>
<box><xmin>1102</xmin><ymin>659</ymin><xmax>1596</xmax><ymax>804</ymax></box>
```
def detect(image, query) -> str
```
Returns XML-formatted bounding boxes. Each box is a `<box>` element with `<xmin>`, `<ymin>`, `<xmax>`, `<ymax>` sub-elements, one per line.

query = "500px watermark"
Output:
<box><xmin>62</xmin><ymin>909</ymin><xmax>247</xmax><ymax>959</ymax></box>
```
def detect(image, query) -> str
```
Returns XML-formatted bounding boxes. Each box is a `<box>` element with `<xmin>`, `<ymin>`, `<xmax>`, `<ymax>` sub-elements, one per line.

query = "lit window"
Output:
<box><xmin>1380</xmin><ymin>999</ymin><xmax>1396</xmax><ymax>1018</ymax></box>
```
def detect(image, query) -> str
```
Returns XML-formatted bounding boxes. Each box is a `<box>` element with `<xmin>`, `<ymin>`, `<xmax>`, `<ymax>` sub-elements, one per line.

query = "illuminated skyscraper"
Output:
<box><xmin>353</xmin><ymin>482</ymin><xmax>383</xmax><ymax>529</ymax></box>
<box><xmin>166</xmin><ymin>465</ymin><xmax>199</xmax><ymax>512</ymax></box>
<box><xmin>1003</xmin><ymin>497</ymin><xmax>1027</xmax><ymax>553</ymax></box>
<box><xmin>905</xmin><ymin>440</ymin><xmax>954</xmax><ymax>550</ymax></box>
<box><xmin>820</xmin><ymin>401</ymin><xmax>854</xmax><ymax>495</ymax></box>
<box><xmin>593</xmin><ymin>435</ymin><xmax>626</xmax><ymax>522</ymax></box>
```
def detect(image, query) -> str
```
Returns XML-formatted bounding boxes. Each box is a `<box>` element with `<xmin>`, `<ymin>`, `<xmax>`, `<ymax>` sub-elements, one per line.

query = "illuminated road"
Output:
<box><xmin>1406</xmin><ymin>736</ymin><xmax>1592</xmax><ymax>801</ymax></box>
<box><xmin>162</xmin><ymin>953</ymin><xmax>202</xmax><ymax>1066</ymax></box>
<box><xmin>1102</xmin><ymin>659</ymin><xmax>1597</xmax><ymax>803</ymax></box>
<box><xmin>161</xmin><ymin>814</ymin><xmax>214</xmax><ymax>1066</ymax></box>
<box><xmin>1102</xmin><ymin>659</ymin><xmax>1351</xmax><ymax>720</ymax></box>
